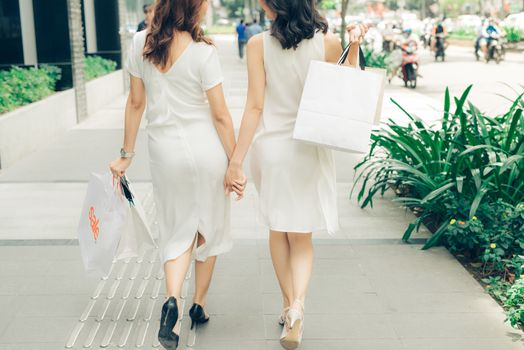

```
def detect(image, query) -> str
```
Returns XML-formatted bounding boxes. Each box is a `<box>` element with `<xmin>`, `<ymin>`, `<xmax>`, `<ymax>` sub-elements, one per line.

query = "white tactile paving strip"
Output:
<box><xmin>65</xmin><ymin>188</ymin><xmax>199</xmax><ymax>349</ymax></box>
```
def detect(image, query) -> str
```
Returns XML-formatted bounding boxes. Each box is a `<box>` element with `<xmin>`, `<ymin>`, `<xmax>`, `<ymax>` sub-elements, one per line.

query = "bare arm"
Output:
<box><xmin>206</xmin><ymin>83</ymin><xmax>236</xmax><ymax>160</ymax></box>
<box><xmin>230</xmin><ymin>34</ymin><xmax>265</xmax><ymax>166</ymax></box>
<box><xmin>325</xmin><ymin>24</ymin><xmax>368</xmax><ymax>67</ymax></box>
<box><xmin>123</xmin><ymin>76</ymin><xmax>146</xmax><ymax>153</ymax></box>
<box><xmin>109</xmin><ymin>76</ymin><xmax>145</xmax><ymax>179</ymax></box>
<box><xmin>225</xmin><ymin>34</ymin><xmax>265</xmax><ymax>194</ymax></box>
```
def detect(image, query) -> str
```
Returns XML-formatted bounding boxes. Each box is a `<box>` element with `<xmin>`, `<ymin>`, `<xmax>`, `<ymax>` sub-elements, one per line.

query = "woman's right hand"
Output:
<box><xmin>109</xmin><ymin>157</ymin><xmax>132</xmax><ymax>183</ymax></box>
<box><xmin>346</xmin><ymin>23</ymin><xmax>368</xmax><ymax>44</ymax></box>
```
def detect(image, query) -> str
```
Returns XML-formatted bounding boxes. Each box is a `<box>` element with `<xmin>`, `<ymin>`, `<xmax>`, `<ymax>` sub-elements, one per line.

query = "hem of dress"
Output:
<box><xmin>264</xmin><ymin>221</ymin><xmax>337</xmax><ymax>235</ymax></box>
<box><xmin>256</xmin><ymin>208</ymin><xmax>338</xmax><ymax>235</ymax></box>
<box><xmin>195</xmin><ymin>240</ymin><xmax>233</xmax><ymax>262</ymax></box>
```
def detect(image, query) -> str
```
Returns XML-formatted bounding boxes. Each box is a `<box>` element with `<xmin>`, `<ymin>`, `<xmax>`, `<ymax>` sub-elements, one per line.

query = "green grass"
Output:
<box><xmin>205</xmin><ymin>25</ymin><xmax>235</xmax><ymax>35</ymax></box>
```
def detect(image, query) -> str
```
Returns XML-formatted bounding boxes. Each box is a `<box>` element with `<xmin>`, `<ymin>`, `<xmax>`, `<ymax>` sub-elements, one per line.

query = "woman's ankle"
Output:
<box><xmin>192</xmin><ymin>297</ymin><xmax>206</xmax><ymax>307</ymax></box>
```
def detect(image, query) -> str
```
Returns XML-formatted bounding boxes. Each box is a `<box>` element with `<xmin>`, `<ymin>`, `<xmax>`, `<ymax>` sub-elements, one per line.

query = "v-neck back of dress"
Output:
<box><xmin>126</xmin><ymin>30</ymin><xmax>224</xmax><ymax>129</ymax></box>
<box><xmin>152</xmin><ymin>39</ymin><xmax>193</xmax><ymax>75</ymax></box>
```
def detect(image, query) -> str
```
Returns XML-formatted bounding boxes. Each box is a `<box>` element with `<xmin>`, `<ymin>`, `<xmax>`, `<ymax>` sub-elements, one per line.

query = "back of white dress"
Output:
<box><xmin>250</xmin><ymin>30</ymin><xmax>339</xmax><ymax>234</ymax></box>
<box><xmin>261</xmin><ymin>31</ymin><xmax>324</xmax><ymax>132</ymax></box>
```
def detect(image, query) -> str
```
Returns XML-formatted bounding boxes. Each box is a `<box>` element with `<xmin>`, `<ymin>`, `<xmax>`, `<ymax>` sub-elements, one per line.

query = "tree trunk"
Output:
<box><xmin>340</xmin><ymin>0</ymin><xmax>349</xmax><ymax>47</ymax></box>
<box><xmin>66</xmin><ymin>0</ymin><xmax>87</xmax><ymax>123</ymax></box>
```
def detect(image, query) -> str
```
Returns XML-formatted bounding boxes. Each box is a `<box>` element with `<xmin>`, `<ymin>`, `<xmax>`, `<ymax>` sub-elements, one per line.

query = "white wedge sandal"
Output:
<box><xmin>279</xmin><ymin>299</ymin><xmax>304</xmax><ymax>350</ymax></box>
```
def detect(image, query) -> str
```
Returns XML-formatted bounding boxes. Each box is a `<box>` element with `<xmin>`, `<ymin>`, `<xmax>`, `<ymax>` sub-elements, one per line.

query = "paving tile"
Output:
<box><xmin>264</xmin><ymin>314</ymin><xmax>398</xmax><ymax>340</ymax></box>
<box><xmin>367</xmin><ymin>270</ymin><xmax>484</xmax><ymax>294</ymax></box>
<box><xmin>391</xmin><ymin>312</ymin><xmax>516</xmax><ymax>338</ymax></box>
<box><xmin>0</xmin><ymin>343</ymin><xmax>67</xmax><ymax>350</ymax></box>
<box><xmin>191</xmin><ymin>275</ymin><xmax>262</xmax><ymax>296</ymax></box>
<box><xmin>401</xmin><ymin>337</ymin><xmax>524</xmax><ymax>350</ymax></box>
<box><xmin>383</xmin><ymin>291</ymin><xmax>502</xmax><ymax>313</ymax></box>
<box><xmin>267</xmin><ymin>339</ymin><xmax>405</xmax><ymax>350</ymax></box>
<box><xmin>194</xmin><ymin>340</ymin><xmax>267</xmax><ymax>350</ymax></box>
<box><xmin>16</xmin><ymin>274</ymin><xmax>99</xmax><ymax>295</ymax></box>
<box><xmin>206</xmin><ymin>293</ymin><xmax>264</xmax><ymax>315</ymax></box>
<box><xmin>263</xmin><ymin>291</ymin><xmax>389</xmax><ymax>315</ymax></box>
<box><xmin>196</xmin><ymin>314</ymin><xmax>266</xmax><ymax>341</ymax></box>
<box><xmin>0</xmin><ymin>246</ymin><xmax>80</xmax><ymax>261</ymax></box>
<box><xmin>0</xmin><ymin>316</ymin><xmax>78</xmax><ymax>343</ymax></box>
<box><xmin>0</xmin><ymin>296</ymin><xmax>17</xmax><ymax>341</ymax></box>
<box><xmin>11</xmin><ymin>294</ymin><xmax>91</xmax><ymax>318</ymax></box>
<box><xmin>0</xmin><ymin>260</ymin><xmax>50</xmax><ymax>277</ymax></box>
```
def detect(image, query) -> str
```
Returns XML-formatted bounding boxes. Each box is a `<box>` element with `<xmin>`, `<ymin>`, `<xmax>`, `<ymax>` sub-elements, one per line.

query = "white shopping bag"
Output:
<box><xmin>115</xmin><ymin>176</ymin><xmax>157</xmax><ymax>260</ymax></box>
<box><xmin>293</xmin><ymin>44</ymin><xmax>385</xmax><ymax>153</ymax></box>
<box><xmin>77</xmin><ymin>172</ymin><xmax>128</xmax><ymax>277</ymax></box>
<box><xmin>77</xmin><ymin>172</ymin><xmax>156</xmax><ymax>277</ymax></box>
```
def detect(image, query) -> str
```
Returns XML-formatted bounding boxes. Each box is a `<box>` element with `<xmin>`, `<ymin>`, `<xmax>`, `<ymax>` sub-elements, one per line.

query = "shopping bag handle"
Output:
<box><xmin>337</xmin><ymin>42</ymin><xmax>366</xmax><ymax>70</ymax></box>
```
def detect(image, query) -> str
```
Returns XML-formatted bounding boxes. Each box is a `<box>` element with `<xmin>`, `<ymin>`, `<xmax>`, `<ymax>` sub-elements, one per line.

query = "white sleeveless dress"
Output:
<box><xmin>250</xmin><ymin>30</ymin><xmax>339</xmax><ymax>234</ymax></box>
<box><xmin>126</xmin><ymin>31</ymin><xmax>232</xmax><ymax>265</ymax></box>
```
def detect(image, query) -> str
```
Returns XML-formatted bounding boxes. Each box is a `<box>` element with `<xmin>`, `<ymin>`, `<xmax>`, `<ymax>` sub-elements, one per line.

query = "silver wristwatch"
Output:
<box><xmin>120</xmin><ymin>148</ymin><xmax>135</xmax><ymax>159</ymax></box>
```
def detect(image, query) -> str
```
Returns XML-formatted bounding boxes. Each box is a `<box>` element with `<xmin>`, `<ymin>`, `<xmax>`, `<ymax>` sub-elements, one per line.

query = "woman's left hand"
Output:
<box><xmin>224</xmin><ymin>162</ymin><xmax>247</xmax><ymax>200</ymax></box>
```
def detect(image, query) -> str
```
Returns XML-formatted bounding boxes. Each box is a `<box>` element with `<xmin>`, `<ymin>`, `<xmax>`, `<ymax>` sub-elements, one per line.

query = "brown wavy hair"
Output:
<box><xmin>143</xmin><ymin>0</ymin><xmax>211</xmax><ymax>69</ymax></box>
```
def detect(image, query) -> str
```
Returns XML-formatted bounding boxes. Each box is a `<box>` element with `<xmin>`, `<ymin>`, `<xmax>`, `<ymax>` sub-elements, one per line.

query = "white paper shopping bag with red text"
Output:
<box><xmin>77</xmin><ymin>172</ymin><xmax>128</xmax><ymax>277</ymax></box>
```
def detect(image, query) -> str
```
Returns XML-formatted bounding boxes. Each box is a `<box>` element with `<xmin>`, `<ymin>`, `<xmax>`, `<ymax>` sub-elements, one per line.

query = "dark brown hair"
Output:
<box><xmin>143</xmin><ymin>0</ymin><xmax>211</xmax><ymax>69</ymax></box>
<box><xmin>264</xmin><ymin>0</ymin><xmax>328</xmax><ymax>50</ymax></box>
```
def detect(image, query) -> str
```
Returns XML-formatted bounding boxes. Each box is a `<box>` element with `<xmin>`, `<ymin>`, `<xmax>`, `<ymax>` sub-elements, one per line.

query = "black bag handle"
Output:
<box><xmin>337</xmin><ymin>43</ymin><xmax>366</xmax><ymax>70</ymax></box>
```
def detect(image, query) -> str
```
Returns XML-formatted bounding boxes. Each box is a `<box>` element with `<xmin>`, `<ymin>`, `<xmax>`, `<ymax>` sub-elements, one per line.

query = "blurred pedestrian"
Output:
<box><xmin>246</xmin><ymin>18</ymin><xmax>263</xmax><ymax>41</ymax></box>
<box><xmin>236</xmin><ymin>19</ymin><xmax>247</xmax><ymax>59</ymax></box>
<box><xmin>137</xmin><ymin>3</ymin><xmax>154</xmax><ymax>32</ymax></box>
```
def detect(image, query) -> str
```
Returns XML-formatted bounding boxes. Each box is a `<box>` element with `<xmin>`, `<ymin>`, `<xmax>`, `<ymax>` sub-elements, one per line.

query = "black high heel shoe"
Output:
<box><xmin>189</xmin><ymin>303</ymin><xmax>210</xmax><ymax>330</ymax></box>
<box><xmin>158</xmin><ymin>296</ymin><xmax>180</xmax><ymax>349</ymax></box>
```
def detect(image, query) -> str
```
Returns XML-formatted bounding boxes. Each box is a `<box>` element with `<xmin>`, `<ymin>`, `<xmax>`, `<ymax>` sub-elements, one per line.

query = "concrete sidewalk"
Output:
<box><xmin>0</xmin><ymin>35</ymin><xmax>522</xmax><ymax>349</ymax></box>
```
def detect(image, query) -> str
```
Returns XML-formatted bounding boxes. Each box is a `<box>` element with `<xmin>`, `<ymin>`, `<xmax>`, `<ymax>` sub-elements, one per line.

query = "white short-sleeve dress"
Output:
<box><xmin>126</xmin><ymin>31</ymin><xmax>232</xmax><ymax>265</ymax></box>
<box><xmin>250</xmin><ymin>31</ymin><xmax>339</xmax><ymax>234</ymax></box>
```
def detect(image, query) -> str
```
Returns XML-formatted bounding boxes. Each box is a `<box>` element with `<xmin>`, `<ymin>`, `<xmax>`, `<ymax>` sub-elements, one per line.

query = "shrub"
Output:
<box><xmin>504</xmin><ymin>278</ymin><xmax>524</xmax><ymax>329</ymax></box>
<box><xmin>504</xmin><ymin>26</ymin><xmax>523</xmax><ymax>43</ymax></box>
<box><xmin>353</xmin><ymin>86</ymin><xmax>524</xmax><ymax>253</ymax></box>
<box><xmin>362</xmin><ymin>46</ymin><xmax>388</xmax><ymax>70</ymax></box>
<box><xmin>449</xmin><ymin>26</ymin><xmax>476</xmax><ymax>40</ymax></box>
<box><xmin>0</xmin><ymin>65</ymin><xmax>61</xmax><ymax>114</ymax></box>
<box><xmin>84</xmin><ymin>55</ymin><xmax>117</xmax><ymax>81</ymax></box>
<box><xmin>353</xmin><ymin>86</ymin><xmax>524</xmax><ymax>329</ymax></box>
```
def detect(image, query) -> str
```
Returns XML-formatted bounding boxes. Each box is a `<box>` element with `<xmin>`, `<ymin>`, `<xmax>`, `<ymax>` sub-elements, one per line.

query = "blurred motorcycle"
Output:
<box><xmin>434</xmin><ymin>33</ymin><xmax>447</xmax><ymax>61</ymax></box>
<box><xmin>484</xmin><ymin>32</ymin><xmax>506</xmax><ymax>64</ymax></box>
<box><xmin>421</xmin><ymin>32</ymin><xmax>431</xmax><ymax>50</ymax></box>
<box><xmin>382</xmin><ymin>34</ymin><xmax>396</xmax><ymax>53</ymax></box>
<box><xmin>399</xmin><ymin>41</ymin><xmax>419</xmax><ymax>89</ymax></box>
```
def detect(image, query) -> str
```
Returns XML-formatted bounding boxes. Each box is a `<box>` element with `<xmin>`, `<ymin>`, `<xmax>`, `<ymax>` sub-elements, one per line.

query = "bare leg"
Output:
<box><xmin>164</xmin><ymin>234</ymin><xmax>197</xmax><ymax>300</ymax></box>
<box><xmin>163</xmin><ymin>234</ymin><xmax>197</xmax><ymax>334</ymax></box>
<box><xmin>194</xmin><ymin>233</ymin><xmax>217</xmax><ymax>311</ymax></box>
<box><xmin>287</xmin><ymin>232</ymin><xmax>313</xmax><ymax>305</ymax></box>
<box><xmin>269</xmin><ymin>230</ymin><xmax>294</xmax><ymax>308</ymax></box>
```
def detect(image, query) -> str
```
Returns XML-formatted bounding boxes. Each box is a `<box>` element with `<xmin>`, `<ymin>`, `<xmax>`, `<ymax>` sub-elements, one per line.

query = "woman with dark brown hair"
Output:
<box><xmin>225</xmin><ymin>0</ymin><xmax>367</xmax><ymax>348</ymax></box>
<box><xmin>109</xmin><ymin>0</ymin><xmax>245</xmax><ymax>348</ymax></box>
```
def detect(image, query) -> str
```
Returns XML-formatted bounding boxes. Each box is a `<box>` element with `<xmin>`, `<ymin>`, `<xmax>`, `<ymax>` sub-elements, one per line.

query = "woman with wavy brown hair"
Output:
<box><xmin>225</xmin><ymin>0</ymin><xmax>367</xmax><ymax>348</ymax></box>
<box><xmin>109</xmin><ymin>0</ymin><xmax>245</xmax><ymax>348</ymax></box>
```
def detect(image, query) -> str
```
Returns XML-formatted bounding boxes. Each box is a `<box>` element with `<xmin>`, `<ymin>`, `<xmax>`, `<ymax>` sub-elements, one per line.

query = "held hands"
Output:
<box><xmin>224</xmin><ymin>162</ymin><xmax>247</xmax><ymax>201</ymax></box>
<box><xmin>346</xmin><ymin>23</ymin><xmax>369</xmax><ymax>44</ymax></box>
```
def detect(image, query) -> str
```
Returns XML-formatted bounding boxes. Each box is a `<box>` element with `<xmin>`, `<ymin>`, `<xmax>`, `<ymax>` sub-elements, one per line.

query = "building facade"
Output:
<box><xmin>0</xmin><ymin>0</ymin><xmax>144</xmax><ymax>89</ymax></box>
